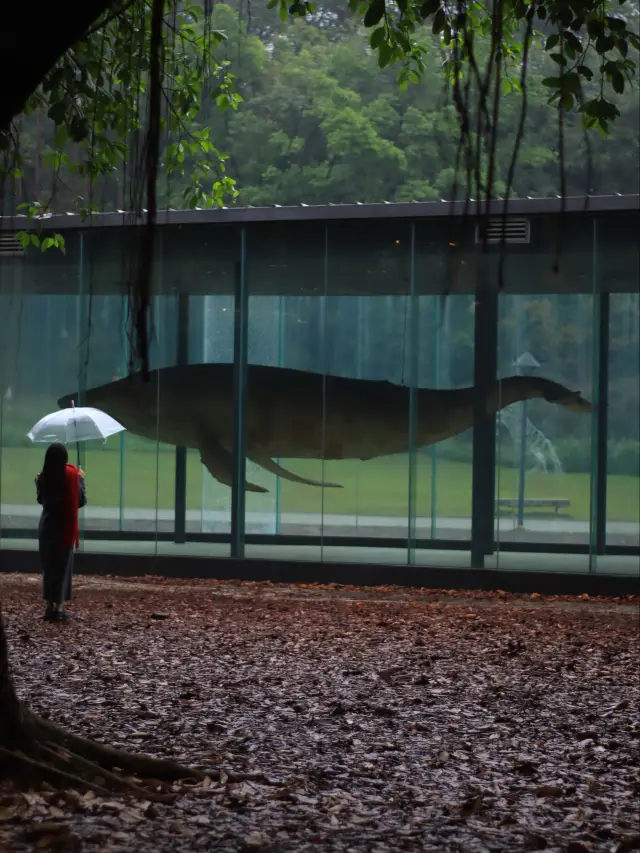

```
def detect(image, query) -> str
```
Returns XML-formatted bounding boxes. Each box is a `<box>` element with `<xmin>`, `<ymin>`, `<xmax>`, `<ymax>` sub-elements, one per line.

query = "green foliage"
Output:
<box><xmin>552</xmin><ymin>437</ymin><xmax>640</xmax><ymax>475</ymax></box>
<box><xmin>192</xmin><ymin>9</ymin><xmax>636</xmax><ymax>204</ymax></box>
<box><xmin>413</xmin><ymin>435</ymin><xmax>640</xmax><ymax>476</ymax></box>
<box><xmin>337</xmin><ymin>0</ymin><xmax>639</xmax><ymax>137</ymax></box>
<box><xmin>250</xmin><ymin>0</ymin><xmax>638</xmax><ymax>204</ymax></box>
<box><xmin>550</xmin><ymin>437</ymin><xmax>593</xmax><ymax>472</ymax></box>
<box><xmin>14</xmin><ymin>203</ymin><xmax>67</xmax><ymax>253</ymax></box>
<box><xmin>4</xmin><ymin>0</ymin><xmax>242</xmax><ymax>246</ymax></box>
<box><xmin>608</xmin><ymin>438</ymin><xmax>640</xmax><ymax>476</ymax></box>
<box><xmin>2</xmin><ymin>0</ymin><xmax>638</xmax><ymax>224</ymax></box>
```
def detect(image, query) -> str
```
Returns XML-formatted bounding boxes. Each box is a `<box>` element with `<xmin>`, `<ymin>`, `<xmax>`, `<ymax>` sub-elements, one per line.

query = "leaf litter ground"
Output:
<box><xmin>0</xmin><ymin>573</ymin><xmax>638</xmax><ymax>853</ymax></box>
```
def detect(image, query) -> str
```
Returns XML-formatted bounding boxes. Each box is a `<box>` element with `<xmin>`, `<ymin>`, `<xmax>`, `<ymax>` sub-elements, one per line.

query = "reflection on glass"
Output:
<box><xmin>243</xmin><ymin>223</ymin><xmax>480</xmax><ymax>564</ymax></box>
<box><xmin>607</xmin><ymin>293</ymin><xmax>640</xmax><ymax>549</ymax></box>
<box><xmin>495</xmin><ymin>293</ymin><xmax>594</xmax><ymax>550</ymax></box>
<box><xmin>196</xmin><ymin>293</ymin><xmax>234</xmax><ymax>536</ymax></box>
<box><xmin>415</xmin><ymin>294</ymin><xmax>475</xmax><ymax>547</ymax></box>
<box><xmin>244</xmin><ymin>221</ymin><xmax>434</xmax><ymax>561</ymax></box>
<box><xmin>77</xmin><ymin>293</ymin><xmax>175</xmax><ymax>541</ymax></box>
<box><xmin>0</xmin><ymin>281</ymin><xmax>176</xmax><ymax>548</ymax></box>
<box><xmin>81</xmin><ymin>294</ymin><xmax>129</xmax><ymax>535</ymax></box>
<box><xmin>1</xmin><ymin>292</ymin><xmax>75</xmax><ymax>541</ymax></box>
<box><xmin>267</xmin><ymin>293</ymin><xmax>421</xmax><ymax>542</ymax></box>
<box><xmin>243</xmin><ymin>223</ymin><xmax>327</xmax><ymax>559</ymax></box>
<box><xmin>244</xmin><ymin>294</ymin><xmax>287</xmax><ymax>536</ymax></box>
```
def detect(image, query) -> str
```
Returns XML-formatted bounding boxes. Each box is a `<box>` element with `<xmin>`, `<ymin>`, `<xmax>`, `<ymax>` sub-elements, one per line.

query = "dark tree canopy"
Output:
<box><xmin>0</xmin><ymin>1</ymin><xmax>115</xmax><ymax>132</ymax></box>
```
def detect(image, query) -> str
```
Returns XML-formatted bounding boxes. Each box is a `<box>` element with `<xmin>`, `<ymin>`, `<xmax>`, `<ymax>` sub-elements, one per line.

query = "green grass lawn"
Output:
<box><xmin>2</xmin><ymin>442</ymin><xmax>638</xmax><ymax>523</ymax></box>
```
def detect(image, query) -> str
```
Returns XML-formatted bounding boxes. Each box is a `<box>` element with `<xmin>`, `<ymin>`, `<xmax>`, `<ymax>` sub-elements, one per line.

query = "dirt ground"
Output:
<box><xmin>0</xmin><ymin>573</ymin><xmax>638</xmax><ymax>853</ymax></box>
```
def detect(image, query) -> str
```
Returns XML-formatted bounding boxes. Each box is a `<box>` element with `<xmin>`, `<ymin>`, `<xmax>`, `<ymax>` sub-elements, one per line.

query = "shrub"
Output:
<box><xmin>552</xmin><ymin>438</ymin><xmax>592</xmax><ymax>474</ymax></box>
<box><xmin>609</xmin><ymin>439</ymin><xmax>640</xmax><ymax>477</ymax></box>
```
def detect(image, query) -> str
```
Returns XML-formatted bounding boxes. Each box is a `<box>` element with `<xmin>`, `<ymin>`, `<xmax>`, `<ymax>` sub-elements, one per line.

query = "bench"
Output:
<box><xmin>497</xmin><ymin>498</ymin><xmax>571</xmax><ymax>515</ymax></box>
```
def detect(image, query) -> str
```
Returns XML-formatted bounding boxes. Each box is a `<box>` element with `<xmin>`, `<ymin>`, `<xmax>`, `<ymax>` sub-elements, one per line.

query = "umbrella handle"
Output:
<box><xmin>72</xmin><ymin>401</ymin><xmax>80</xmax><ymax>469</ymax></box>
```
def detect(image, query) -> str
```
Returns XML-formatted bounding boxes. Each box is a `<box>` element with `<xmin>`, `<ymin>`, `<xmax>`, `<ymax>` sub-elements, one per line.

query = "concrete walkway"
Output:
<box><xmin>2</xmin><ymin>502</ymin><xmax>638</xmax><ymax>537</ymax></box>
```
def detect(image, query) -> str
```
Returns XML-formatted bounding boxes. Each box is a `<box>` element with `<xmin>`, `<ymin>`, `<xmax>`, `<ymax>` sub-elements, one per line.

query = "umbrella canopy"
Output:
<box><xmin>27</xmin><ymin>406</ymin><xmax>125</xmax><ymax>445</ymax></box>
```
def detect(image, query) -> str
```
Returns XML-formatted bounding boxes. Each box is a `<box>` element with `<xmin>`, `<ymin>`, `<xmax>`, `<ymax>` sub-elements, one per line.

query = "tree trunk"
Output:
<box><xmin>0</xmin><ymin>606</ymin><xmax>203</xmax><ymax>798</ymax></box>
<box><xmin>0</xmin><ymin>607</ymin><xmax>32</xmax><ymax>747</ymax></box>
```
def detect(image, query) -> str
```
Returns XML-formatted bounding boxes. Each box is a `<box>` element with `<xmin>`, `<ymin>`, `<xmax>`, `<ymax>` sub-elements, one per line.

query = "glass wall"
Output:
<box><xmin>244</xmin><ymin>222</ymin><xmax>328</xmax><ymax>559</ymax></box>
<box><xmin>0</xmin><ymin>206</ymin><xmax>638</xmax><ymax>577</ymax></box>
<box><xmin>495</xmin><ymin>292</ymin><xmax>596</xmax><ymax>546</ymax></box>
<box><xmin>1</xmin><ymin>232</ymin><xmax>91</xmax><ymax>543</ymax></box>
<box><xmin>607</xmin><ymin>294</ymin><xmax>640</xmax><ymax>549</ymax></box>
<box><xmin>0</xmin><ymin>225</ymin><xmax>239</xmax><ymax>556</ymax></box>
<box><xmin>412</xmin><ymin>220</ymin><xmax>476</xmax><ymax>564</ymax></box>
<box><xmin>193</xmin><ymin>292</ymin><xmax>235</xmax><ymax>538</ymax></box>
<box><xmin>243</xmin><ymin>219</ymin><xmax>477</xmax><ymax>566</ymax></box>
<box><xmin>493</xmin><ymin>218</ymin><xmax>597</xmax><ymax>572</ymax></box>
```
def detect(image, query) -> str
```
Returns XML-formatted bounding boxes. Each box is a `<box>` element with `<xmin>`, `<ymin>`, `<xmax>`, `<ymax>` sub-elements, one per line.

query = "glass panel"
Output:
<box><xmin>79</xmin><ymin>293</ymin><xmax>129</xmax><ymax>533</ymax></box>
<box><xmin>70</xmin><ymin>231</ymin><xmax>173</xmax><ymax>553</ymax></box>
<box><xmin>411</xmin><ymin>220</ymin><xmax>476</xmax><ymax>568</ymax></box>
<box><xmin>416</xmin><ymin>296</ymin><xmax>476</xmax><ymax>542</ymax></box>
<box><xmin>168</xmin><ymin>223</ymin><xmax>239</xmax><ymax>551</ymax></box>
<box><xmin>244</xmin><ymin>219</ymin><xmax>434</xmax><ymax>566</ymax></box>
<box><xmin>320</xmin><ymin>220</ymin><xmax>414</xmax><ymax>564</ymax></box>
<box><xmin>244</xmin><ymin>222</ymin><xmax>327</xmax><ymax>561</ymax></box>
<box><xmin>244</xmin><ymin>293</ymin><xmax>284</xmax><ymax>535</ymax></box>
<box><xmin>607</xmin><ymin>293</ymin><xmax>640</xmax><ymax>552</ymax></box>
<box><xmin>494</xmin><ymin>216</ymin><xmax>596</xmax><ymax>571</ymax></box>
<box><xmin>78</xmin><ymin>299</ymin><xmax>175</xmax><ymax>545</ymax></box>
<box><xmin>0</xmin><ymin>226</ymin><xmax>195</xmax><ymax>560</ymax></box>
<box><xmin>601</xmin><ymin>212</ymin><xmax>640</xmax><ymax>576</ymax></box>
<box><xmin>191</xmin><ymin>293</ymin><xmax>235</xmax><ymax>538</ymax></box>
<box><xmin>1</xmin><ymin>232</ymin><xmax>84</xmax><ymax>549</ymax></box>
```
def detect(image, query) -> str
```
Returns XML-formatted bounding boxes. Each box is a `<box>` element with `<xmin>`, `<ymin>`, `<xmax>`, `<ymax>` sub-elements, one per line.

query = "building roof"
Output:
<box><xmin>0</xmin><ymin>194</ymin><xmax>638</xmax><ymax>231</ymax></box>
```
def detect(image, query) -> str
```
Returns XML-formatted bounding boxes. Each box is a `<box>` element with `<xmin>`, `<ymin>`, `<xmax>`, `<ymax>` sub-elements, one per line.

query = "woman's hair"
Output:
<box><xmin>40</xmin><ymin>442</ymin><xmax>69</xmax><ymax>493</ymax></box>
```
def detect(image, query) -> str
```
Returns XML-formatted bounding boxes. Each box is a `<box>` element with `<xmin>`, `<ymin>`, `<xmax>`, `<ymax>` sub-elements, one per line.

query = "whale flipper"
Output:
<box><xmin>248</xmin><ymin>453</ymin><xmax>344</xmax><ymax>489</ymax></box>
<box><xmin>199</xmin><ymin>438</ymin><xmax>268</xmax><ymax>494</ymax></box>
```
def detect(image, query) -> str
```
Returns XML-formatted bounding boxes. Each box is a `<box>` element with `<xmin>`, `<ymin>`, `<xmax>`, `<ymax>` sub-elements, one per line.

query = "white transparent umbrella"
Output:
<box><xmin>27</xmin><ymin>405</ymin><xmax>126</xmax><ymax>464</ymax></box>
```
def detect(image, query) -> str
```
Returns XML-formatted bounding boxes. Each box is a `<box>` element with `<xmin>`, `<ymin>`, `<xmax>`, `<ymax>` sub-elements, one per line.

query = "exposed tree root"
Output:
<box><xmin>38</xmin><ymin>743</ymin><xmax>177</xmax><ymax>803</ymax></box>
<box><xmin>0</xmin><ymin>607</ymin><xmax>208</xmax><ymax>801</ymax></box>
<box><xmin>36</xmin><ymin>713</ymin><xmax>204</xmax><ymax>783</ymax></box>
<box><xmin>0</xmin><ymin>745</ymin><xmax>112</xmax><ymax>796</ymax></box>
<box><xmin>0</xmin><ymin>709</ymin><xmax>208</xmax><ymax>802</ymax></box>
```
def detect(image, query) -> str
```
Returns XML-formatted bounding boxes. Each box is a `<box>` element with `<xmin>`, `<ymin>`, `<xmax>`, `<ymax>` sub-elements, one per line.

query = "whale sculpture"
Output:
<box><xmin>58</xmin><ymin>363</ymin><xmax>591</xmax><ymax>493</ymax></box>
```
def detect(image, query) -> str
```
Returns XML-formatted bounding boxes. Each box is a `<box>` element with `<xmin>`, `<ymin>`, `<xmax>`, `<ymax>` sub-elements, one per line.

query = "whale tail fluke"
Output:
<box><xmin>248</xmin><ymin>453</ymin><xmax>343</xmax><ymax>489</ymax></box>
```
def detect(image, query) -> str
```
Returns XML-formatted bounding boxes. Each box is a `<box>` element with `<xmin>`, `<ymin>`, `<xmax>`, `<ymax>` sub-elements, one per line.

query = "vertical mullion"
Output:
<box><xmin>173</xmin><ymin>294</ymin><xmax>189</xmax><ymax>544</ymax></box>
<box><xmin>231</xmin><ymin>229</ymin><xmax>248</xmax><ymax>558</ymax></box>
<box><xmin>471</xmin><ymin>250</ymin><xmax>498</xmax><ymax>568</ymax></box>
<box><xmin>407</xmin><ymin>223</ymin><xmax>418</xmax><ymax>565</ymax></box>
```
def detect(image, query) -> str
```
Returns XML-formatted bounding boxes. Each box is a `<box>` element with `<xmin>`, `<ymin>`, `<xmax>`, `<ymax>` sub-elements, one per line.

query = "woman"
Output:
<box><xmin>35</xmin><ymin>442</ymin><xmax>87</xmax><ymax>622</ymax></box>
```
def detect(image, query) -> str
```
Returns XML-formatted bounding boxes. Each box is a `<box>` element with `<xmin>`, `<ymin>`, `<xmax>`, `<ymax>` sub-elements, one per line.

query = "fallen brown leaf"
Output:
<box><xmin>0</xmin><ymin>573</ymin><xmax>637</xmax><ymax>853</ymax></box>
<box><xmin>616</xmin><ymin>836</ymin><xmax>640</xmax><ymax>853</ymax></box>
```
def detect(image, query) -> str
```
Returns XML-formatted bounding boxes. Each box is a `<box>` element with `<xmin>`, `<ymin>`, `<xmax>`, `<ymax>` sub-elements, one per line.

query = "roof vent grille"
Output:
<box><xmin>0</xmin><ymin>232</ymin><xmax>26</xmax><ymax>257</ymax></box>
<box><xmin>475</xmin><ymin>217</ymin><xmax>530</xmax><ymax>245</ymax></box>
